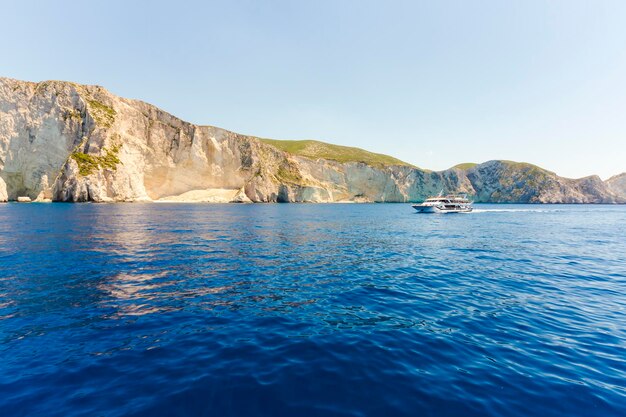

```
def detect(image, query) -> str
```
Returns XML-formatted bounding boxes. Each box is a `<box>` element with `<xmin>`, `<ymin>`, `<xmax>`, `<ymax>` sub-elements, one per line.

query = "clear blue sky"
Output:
<box><xmin>2</xmin><ymin>0</ymin><xmax>625</xmax><ymax>179</ymax></box>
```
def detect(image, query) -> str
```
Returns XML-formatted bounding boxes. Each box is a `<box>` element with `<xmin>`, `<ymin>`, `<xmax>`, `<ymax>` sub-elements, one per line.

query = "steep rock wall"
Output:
<box><xmin>0</xmin><ymin>77</ymin><xmax>623</xmax><ymax>203</ymax></box>
<box><xmin>606</xmin><ymin>173</ymin><xmax>626</xmax><ymax>199</ymax></box>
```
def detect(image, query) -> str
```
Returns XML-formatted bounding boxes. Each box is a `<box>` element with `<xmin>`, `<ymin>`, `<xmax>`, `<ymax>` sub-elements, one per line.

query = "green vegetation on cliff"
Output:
<box><xmin>499</xmin><ymin>160</ymin><xmax>547</xmax><ymax>171</ymax></box>
<box><xmin>71</xmin><ymin>144</ymin><xmax>121</xmax><ymax>176</ymax></box>
<box><xmin>453</xmin><ymin>163</ymin><xmax>478</xmax><ymax>170</ymax></box>
<box><xmin>63</xmin><ymin>108</ymin><xmax>83</xmax><ymax>123</ymax></box>
<box><xmin>260</xmin><ymin>139</ymin><xmax>415</xmax><ymax>169</ymax></box>
<box><xmin>86</xmin><ymin>99</ymin><xmax>116</xmax><ymax>128</ymax></box>
<box><xmin>275</xmin><ymin>163</ymin><xmax>309</xmax><ymax>186</ymax></box>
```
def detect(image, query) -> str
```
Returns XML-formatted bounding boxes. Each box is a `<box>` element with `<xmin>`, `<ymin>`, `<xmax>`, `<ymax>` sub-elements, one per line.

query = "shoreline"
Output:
<box><xmin>2</xmin><ymin>201</ymin><xmax>625</xmax><ymax>205</ymax></box>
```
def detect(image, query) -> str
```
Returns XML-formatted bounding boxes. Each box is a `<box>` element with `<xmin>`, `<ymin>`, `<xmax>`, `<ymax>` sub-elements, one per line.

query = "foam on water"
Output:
<box><xmin>471</xmin><ymin>208</ymin><xmax>564</xmax><ymax>213</ymax></box>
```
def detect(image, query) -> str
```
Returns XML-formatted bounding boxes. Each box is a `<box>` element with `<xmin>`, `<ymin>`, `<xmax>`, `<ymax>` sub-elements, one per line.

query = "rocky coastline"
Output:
<box><xmin>1</xmin><ymin>77</ymin><xmax>624</xmax><ymax>204</ymax></box>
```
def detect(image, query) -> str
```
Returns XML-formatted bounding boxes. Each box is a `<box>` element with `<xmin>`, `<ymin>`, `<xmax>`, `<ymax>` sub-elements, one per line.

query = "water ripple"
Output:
<box><xmin>1</xmin><ymin>203</ymin><xmax>626</xmax><ymax>416</ymax></box>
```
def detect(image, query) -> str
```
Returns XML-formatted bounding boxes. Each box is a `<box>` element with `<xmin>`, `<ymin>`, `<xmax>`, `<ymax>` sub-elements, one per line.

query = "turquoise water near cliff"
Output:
<box><xmin>1</xmin><ymin>203</ymin><xmax>625</xmax><ymax>416</ymax></box>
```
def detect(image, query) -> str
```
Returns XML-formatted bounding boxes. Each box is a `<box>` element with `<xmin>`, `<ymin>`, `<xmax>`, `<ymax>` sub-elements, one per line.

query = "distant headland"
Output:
<box><xmin>0</xmin><ymin>77</ymin><xmax>624</xmax><ymax>204</ymax></box>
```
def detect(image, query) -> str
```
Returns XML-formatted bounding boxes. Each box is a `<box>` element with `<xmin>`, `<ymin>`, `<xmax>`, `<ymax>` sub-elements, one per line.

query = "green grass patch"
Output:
<box><xmin>260</xmin><ymin>139</ymin><xmax>415</xmax><ymax>169</ymax></box>
<box><xmin>453</xmin><ymin>162</ymin><xmax>477</xmax><ymax>170</ymax></box>
<box><xmin>86</xmin><ymin>99</ymin><xmax>116</xmax><ymax>128</ymax></box>
<box><xmin>499</xmin><ymin>160</ymin><xmax>548</xmax><ymax>172</ymax></box>
<box><xmin>71</xmin><ymin>144</ymin><xmax>121</xmax><ymax>176</ymax></box>
<box><xmin>276</xmin><ymin>164</ymin><xmax>305</xmax><ymax>185</ymax></box>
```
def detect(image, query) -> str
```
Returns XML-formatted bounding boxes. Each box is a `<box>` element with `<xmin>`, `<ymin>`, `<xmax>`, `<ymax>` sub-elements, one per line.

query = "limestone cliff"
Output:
<box><xmin>459</xmin><ymin>161</ymin><xmax>620</xmax><ymax>203</ymax></box>
<box><xmin>0</xmin><ymin>176</ymin><xmax>7</xmax><ymax>202</ymax></box>
<box><xmin>606</xmin><ymin>173</ymin><xmax>626</xmax><ymax>200</ymax></box>
<box><xmin>0</xmin><ymin>77</ymin><xmax>623</xmax><ymax>203</ymax></box>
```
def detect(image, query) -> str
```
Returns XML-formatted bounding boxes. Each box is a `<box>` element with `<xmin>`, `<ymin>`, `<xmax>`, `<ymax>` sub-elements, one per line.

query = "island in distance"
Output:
<box><xmin>0</xmin><ymin>77</ymin><xmax>624</xmax><ymax>204</ymax></box>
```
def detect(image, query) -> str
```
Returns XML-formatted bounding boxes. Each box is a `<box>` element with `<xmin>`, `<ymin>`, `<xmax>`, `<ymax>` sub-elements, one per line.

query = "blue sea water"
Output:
<box><xmin>1</xmin><ymin>203</ymin><xmax>625</xmax><ymax>417</ymax></box>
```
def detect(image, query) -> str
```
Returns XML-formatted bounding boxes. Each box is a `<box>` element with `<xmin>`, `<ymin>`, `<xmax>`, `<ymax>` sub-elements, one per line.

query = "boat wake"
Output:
<box><xmin>472</xmin><ymin>208</ymin><xmax>564</xmax><ymax>213</ymax></box>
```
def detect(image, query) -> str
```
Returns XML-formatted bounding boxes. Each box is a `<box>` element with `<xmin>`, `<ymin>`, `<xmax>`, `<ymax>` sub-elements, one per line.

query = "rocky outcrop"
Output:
<box><xmin>0</xmin><ymin>77</ymin><xmax>623</xmax><ymax>203</ymax></box>
<box><xmin>606</xmin><ymin>173</ymin><xmax>626</xmax><ymax>199</ymax></box>
<box><xmin>461</xmin><ymin>161</ymin><xmax>620</xmax><ymax>203</ymax></box>
<box><xmin>0</xmin><ymin>176</ymin><xmax>7</xmax><ymax>202</ymax></box>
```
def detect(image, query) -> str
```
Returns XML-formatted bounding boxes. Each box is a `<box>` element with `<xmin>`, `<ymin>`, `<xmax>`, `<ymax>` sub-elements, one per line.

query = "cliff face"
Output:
<box><xmin>0</xmin><ymin>77</ymin><xmax>623</xmax><ymax>203</ymax></box>
<box><xmin>606</xmin><ymin>173</ymin><xmax>626</xmax><ymax>199</ymax></box>
<box><xmin>0</xmin><ymin>78</ymin><xmax>276</xmax><ymax>203</ymax></box>
<box><xmin>0</xmin><ymin>177</ymin><xmax>7</xmax><ymax>202</ymax></box>
<box><xmin>461</xmin><ymin>161</ymin><xmax>619</xmax><ymax>203</ymax></box>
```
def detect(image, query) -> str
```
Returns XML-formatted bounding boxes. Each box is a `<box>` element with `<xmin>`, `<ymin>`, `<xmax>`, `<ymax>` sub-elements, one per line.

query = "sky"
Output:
<box><xmin>1</xmin><ymin>0</ymin><xmax>625</xmax><ymax>179</ymax></box>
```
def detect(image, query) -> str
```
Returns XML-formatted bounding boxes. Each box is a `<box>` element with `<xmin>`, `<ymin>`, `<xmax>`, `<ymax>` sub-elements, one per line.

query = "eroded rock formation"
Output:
<box><xmin>0</xmin><ymin>77</ymin><xmax>623</xmax><ymax>203</ymax></box>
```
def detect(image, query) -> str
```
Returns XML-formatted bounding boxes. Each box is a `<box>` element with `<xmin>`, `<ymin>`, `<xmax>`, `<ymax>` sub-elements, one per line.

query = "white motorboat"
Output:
<box><xmin>412</xmin><ymin>193</ymin><xmax>473</xmax><ymax>213</ymax></box>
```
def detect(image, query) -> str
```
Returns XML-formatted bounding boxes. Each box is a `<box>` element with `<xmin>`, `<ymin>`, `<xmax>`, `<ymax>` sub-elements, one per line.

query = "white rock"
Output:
<box><xmin>157</xmin><ymin>188</ymin><xmax>240</xmax><ymax>203</ymax></box>
<box><xmin>0</xmin><ymin>177</ymin><xmax>7</xmax><ymax>202</ymax></box>
<box><xmin>0</xmin><ymin>77</ymin><xmax>620</xmax><ymax>204</ymax></box>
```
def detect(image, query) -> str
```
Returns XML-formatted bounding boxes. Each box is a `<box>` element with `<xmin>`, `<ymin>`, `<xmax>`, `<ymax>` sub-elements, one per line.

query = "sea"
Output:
<box><xmin>1</xmin><ymin>203</ymin><xmax>625</xmax><ymax>417</ymax></box>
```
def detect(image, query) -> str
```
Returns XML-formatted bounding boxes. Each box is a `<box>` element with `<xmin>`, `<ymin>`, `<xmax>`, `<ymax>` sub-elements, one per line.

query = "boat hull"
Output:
<box><xmin>412</xmin><ymin>205</ymin><xmax>439</xmax><ymax>213</ymax></box>
<box><xmin>412</xmin><ymin>204</ymin><xmax>472</xmax><ymax>213</ymax></box>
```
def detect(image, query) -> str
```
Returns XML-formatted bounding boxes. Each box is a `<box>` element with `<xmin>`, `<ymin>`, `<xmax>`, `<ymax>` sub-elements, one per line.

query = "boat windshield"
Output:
<box><xmin>425</xmin><ymin>195</ymin><xmax>470</xmax><ymax>203</ymax></box>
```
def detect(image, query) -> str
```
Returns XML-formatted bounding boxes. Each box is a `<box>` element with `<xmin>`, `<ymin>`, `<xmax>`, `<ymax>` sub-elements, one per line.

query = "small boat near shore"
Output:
<box><xmin>412</xmin><ymin>193</ymin><xmax>473</xmax><ymax>213</ymax></box>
